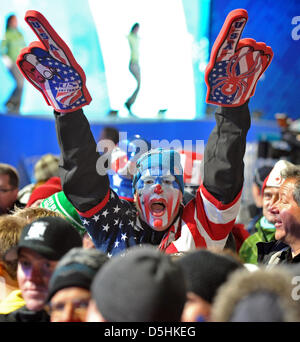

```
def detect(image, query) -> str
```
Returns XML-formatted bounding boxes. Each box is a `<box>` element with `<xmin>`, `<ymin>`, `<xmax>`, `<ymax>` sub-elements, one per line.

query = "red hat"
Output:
<box><xmin>26</xmin><ymin>177</ymin><xmax>62</xmax><ymax>207</ymax></box>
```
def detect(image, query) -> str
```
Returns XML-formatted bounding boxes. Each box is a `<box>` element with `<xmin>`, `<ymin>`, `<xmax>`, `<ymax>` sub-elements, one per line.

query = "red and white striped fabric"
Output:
<box><xmin>159</xmin><ymin>184</ymin><xmax>242</xmax><ymax>253</ymax></box>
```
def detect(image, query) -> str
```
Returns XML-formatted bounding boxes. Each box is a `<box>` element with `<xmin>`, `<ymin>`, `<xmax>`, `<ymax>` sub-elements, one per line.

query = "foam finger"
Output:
<box><xmin>212</xmin><ymin>9</ymin><xmax>248</xmax><ymax>63</ymax></box>
<box><xmin>24</xmin><ymin>10</ymin><xmax>71</xmax><ymax>66</ymax></box>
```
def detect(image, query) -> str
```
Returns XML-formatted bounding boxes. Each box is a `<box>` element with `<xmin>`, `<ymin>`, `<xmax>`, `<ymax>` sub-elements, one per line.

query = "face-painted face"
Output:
<box><xmin>134</xmin><ymin>167</ymin><xmax>182</xmax><ymax>231</ymax></box>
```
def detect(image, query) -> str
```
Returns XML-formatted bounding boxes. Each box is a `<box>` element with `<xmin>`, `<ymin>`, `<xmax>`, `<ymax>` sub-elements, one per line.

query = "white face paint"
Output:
<box><xmin>135</xmin><ymin>167</ymin><xmax>182</xmax><ymax>231</ymax></box>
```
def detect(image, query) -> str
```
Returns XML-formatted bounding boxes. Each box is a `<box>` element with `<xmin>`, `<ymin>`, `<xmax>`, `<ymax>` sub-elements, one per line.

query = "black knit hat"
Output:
<box><xmin>47</xmin><ymin>248</ymin><xmax>109</xmax><ymax>302</ymax></box>
<box><xmin>91</xmin><ymin>246</ymin><xmax>187</xmax><ymax>322</ymax></box>
<box><xmin>4</xmin><ymin>216</ymin><xmax>82</xmax><ymax>262</ymax></box>
<box><xmin>176</xmin><ymin>249</ymin><xmax>243</xmax><ymax>304</ymax></box>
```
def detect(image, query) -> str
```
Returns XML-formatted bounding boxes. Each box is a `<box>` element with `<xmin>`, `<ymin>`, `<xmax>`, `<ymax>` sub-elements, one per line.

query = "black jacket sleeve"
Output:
<box><xmin>54</xmin><ymin>109</ymin><xmax>110</xmax><ymax>212</ymax></box>
<box><xmin>203</xmin><ymin>101</ymin><xmax>251</xmax><ymax>204</ymax></box>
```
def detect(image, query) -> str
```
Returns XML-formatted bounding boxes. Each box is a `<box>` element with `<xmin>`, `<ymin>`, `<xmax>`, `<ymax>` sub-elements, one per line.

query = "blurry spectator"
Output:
<box><xmin>247</xmin><ymin>165</ymin><xmax>274</xmax><ymax>232</ymax></box>
<box><xmin>25</xmin><ymin>177</ymin><xmax>62</xmax><ymax>208</ymax></box>
<box><xmin>211</xmin><ymin>267</ymin><xmax>300</xmax><ymax>322</ymax></box>
<box><xmin>0</xmin><ymin>215</ymin><xmax>27</xmax><ymax>313</ymax></box>
<box><xmin>176</xmin><ymin>249</ymin><xmax>243</xmax><ymax>322</ymax></box>
<box><xmin>99</xmin><ymin>126</ymin><xmax>119</xmax><ymax>146</ymax></box>
<box><xmin>0</xmin><ymin>163</ymin><xmax>23</xmax><ymax>216</ymax></box>
<box><xmin>239</xmin><ymin>160</ymin><xmax>297</xmax><ymax>264</ymax></box>
<box><xmin>86</xmin><ymin>246</ymin><xmax>186</xmax><ymax>322</ymax></box>
<box><xmin>0</xmin><ymin>14</ymin><xmax>25</xmax><ymax>113</ymax></box>
<box><xmin>40</xmin><ymin>190</ymin><xmax>86</xmax><ymax>236</ymax></box>
<box><xmin>18</xmin><ymin>153</ymin><xmax>59</xmax><ymax>206</ymax></box>
<box><xmin>0</xmin><ymin>217</ymin><xmax>82</xmax><ymax>322</ymax></box>
<box><xmin>257</xmin><ymin>166</ymin><xmax>300</xmax><ymax>266</ymax></box>
<box><xmin>125</xmin><ymin>23</ymin><xmax>140</xmax><ymax>116</ymax></box>
<box><xmin>46</xmin><ymin>248</ymin><xmax>108</xmax><ymax>322</ymax></box>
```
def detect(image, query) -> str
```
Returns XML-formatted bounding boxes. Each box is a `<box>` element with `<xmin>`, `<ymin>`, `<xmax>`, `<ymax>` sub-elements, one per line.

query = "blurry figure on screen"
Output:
<box><xmin>0</xmin><ymin>14</ymin><xmax>25</xmax><ymax>114</ymax></box>
<box><xmin>125</xmin><ymin>23</ymin><xmax>140</xmax><ymax>117</ymax></box>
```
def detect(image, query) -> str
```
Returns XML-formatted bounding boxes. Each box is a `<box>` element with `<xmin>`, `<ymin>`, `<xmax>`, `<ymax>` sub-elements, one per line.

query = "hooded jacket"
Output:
<box><xmin>211</xmin><ymin>267</ymin><xmax>300</xmax><ymax>322</ymax></box>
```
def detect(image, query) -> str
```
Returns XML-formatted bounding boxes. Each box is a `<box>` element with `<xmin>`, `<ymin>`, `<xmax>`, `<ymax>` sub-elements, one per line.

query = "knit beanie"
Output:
<box><xmin>91</xmin><ymin>246</ymin><xmax>187</xmax><ymax>322</ymax></box>
<box><xmin>26</xmin><ymin>177</ymin><xmax>62</xmax><ymax>207</ymax></box>
<box><xmin>176</xmin><ymin>249</ymin><xmax>243</xmax><ymax>304</ymax></box>
<box><xmin>47</xmin><ymin>247</ymin><xmax>109</xmax><ymax>301</ymax></box>
<box><xmin>4</xmin><ymin>216</ymin><xmax>82</xmax><ymax>262</ymax></box>
<box><xmin>40</xmin><ymin>191</ymin><xmax>85</xmax><ymax>235</ymax></box>
<box><xmin>229</xmin><ymin>291</ymin><xmax>287</xmax><ymax>322</ymax></box>
<box><xmin>132</xmin><ymin>148</ymin><xmax>184</xmax><ymax>194</ymax></box>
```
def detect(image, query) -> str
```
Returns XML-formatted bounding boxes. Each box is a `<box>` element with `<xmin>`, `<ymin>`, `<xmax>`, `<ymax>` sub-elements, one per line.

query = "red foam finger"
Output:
<box><xmin>21</xmin><ymin>10</ymin><xmax>92</xmax><ymax>111</ymax></box>
<box><xmin>236</xmin><ymin>39</ymin><xmax>273</xmax><ymax>98</ymax></box>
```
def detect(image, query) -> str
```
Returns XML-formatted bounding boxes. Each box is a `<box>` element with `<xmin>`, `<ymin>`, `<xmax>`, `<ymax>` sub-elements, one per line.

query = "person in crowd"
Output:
<box><xmin>0</xmin><ymin>163</ymin><xmax>23</xmax><ymax>216</ymax></box>
<box><xmin>246</xmin><ymin>165</ymin><xmax>274</xmax><ymax>233</ymax></box>
<box><xmin>257</xmin><ymin>167</ymin><xmax>300</xmax><ymax>266</ymax></box>
<box><xmin>211</xmin><ymin>266</ymin><xmax>300</xmax><ymax>322</ymax></box>
<box><xmin>124</xmin><ymin>22</ymin><xmax>141</xmax><ymax>117</ymax></box>
<box><xmin>18</xmin><ymin>153</ymin><xmax>59</xmax><ymax>206</ymax></box>
<box><xmin>239</xmin><ymin>160</ymin><xmax>298</xmax><ymax>264</ymax></box>
<box><xmin>40</xmin><ymin>190</ymin><xmax>86</xmax><ymax>236</ymax></box>
<box><xmin>15</xmin><ymin>10</ymin><xmax>272</xmax><ymax>256</ymax></box>
<box><xmin>12</xmin><ymin>206</ymin><xmax>65</xmax><ymax>224</ymax></box>
<box><xmin>98</xmin><ymin>126</ymin><xmax>119</xmax><ymax>147</ymax></box>
<box><xmin>86</xmin><ymin>245</ymin><xmax>186</xmax><ymax>322</ymax></box>
<box><xmin>0</xmin><ymin>216</ymin><xmax>82</xmax><ymax>322</ymax></box>
<box><xmin>0</xmin><ymin>14</ymin><xmax>25</xmax><ymax>113</ymax></box>
<box><xmin>176</xmin><ymin>249</ymin><xmax>243</xmax><ymax>322</ymax></box>
<box><xmin>0</xmin><ymin>215</ymin><xmax>27</xmax><ymax>314</ymax></box>
<box><xmin>46</xmin><ymin>247</ymin><xmax>108</xmax><ymax>322</ymax></box>
<box><xmin>25</xmin><ymin>176</ymin><xmax>62</xmax><ymax>208</ymax></box>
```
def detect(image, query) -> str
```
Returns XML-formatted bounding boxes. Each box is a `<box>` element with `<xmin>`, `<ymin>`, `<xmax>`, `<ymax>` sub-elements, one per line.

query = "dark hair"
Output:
<box><xmin>130</xmin><ymin>23</ymin><xmax>139</xmax><ymax>33</ymax></box>
<box><xmin>6</xmin><ymin>14</ymin><xmax>16</xmax><ymax>31</ymax></box>
<box><xmin>100</xmin><ymin>126</ymin><xmax>119</xmax><ymax>145</ymax></box>
<box><xmin>0</xmin><ymin>163</ymin><xmax>19</xmax><ymax>189</ymax></box>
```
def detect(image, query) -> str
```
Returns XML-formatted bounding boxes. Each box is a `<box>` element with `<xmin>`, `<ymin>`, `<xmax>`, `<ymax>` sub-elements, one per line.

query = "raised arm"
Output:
<box><xmin>16</xmin><ymin>10</ymin><xmax>109</xmax><ymax>211</ymax></box>
<box><xmin>203</xmin><ymin>9</ymin><xmax>273</xmax><ymax>204</ymax></box>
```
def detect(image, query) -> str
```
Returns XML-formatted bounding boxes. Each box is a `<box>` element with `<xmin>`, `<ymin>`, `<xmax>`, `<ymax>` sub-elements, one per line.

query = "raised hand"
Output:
<box><xmin>205</xmin><ymin>9</ymin><xmax>273</xmax><ymax>107</ymax></box>
<box><xmin>17</xmin><ymin>10</ymin><xmax>91</xmax><ymax>113</ymax></box>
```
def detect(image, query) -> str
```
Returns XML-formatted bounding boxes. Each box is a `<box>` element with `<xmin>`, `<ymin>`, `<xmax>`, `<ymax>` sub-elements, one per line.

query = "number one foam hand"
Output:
<box><xmin>205</xmin><ymin>9</ymin><xmax>273</xmax><ymax>107</ymax></box>
<box><xmin>16</xmin><ymin>10</ymin><xmax>92</xmax><ymax>113</ymax></box>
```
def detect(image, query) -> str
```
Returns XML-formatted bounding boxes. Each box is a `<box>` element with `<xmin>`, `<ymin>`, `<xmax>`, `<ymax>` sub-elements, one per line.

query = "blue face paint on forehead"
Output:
<box><xmin>136</xmin><ymin>171</ymin><xmax>181</xmax><ymax>191</ymax></box>
<box><xmin>132</xmin><ymin>149</ymin><xmax>184</xmax><ymax>194</ymax></box>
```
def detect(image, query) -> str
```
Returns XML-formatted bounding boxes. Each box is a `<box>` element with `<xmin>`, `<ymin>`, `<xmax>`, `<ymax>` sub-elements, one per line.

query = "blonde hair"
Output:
<box><xmin>0</xmin><ymin>215</ymin><xmax>27</xmax><ymax>279</ymax></box>
<box><xmin>12</xmin><ymin>206</ymin><xmax>64</xmax><ymax>224</ymax></box>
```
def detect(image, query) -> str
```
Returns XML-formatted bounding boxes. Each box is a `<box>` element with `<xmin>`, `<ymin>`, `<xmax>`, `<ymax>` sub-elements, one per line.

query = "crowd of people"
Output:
<box><xmin>1</xmin><ymin>9</ymin><xmax>300</xmax><ymax>324</ymax></box>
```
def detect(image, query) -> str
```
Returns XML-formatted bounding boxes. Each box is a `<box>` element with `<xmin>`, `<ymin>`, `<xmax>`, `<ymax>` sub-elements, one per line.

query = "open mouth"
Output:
<box><xmin>274</xmin><ymin>218</ymin><xmax>283</xmax><ymax>229</ymax></box>
<box><xmin>150</xmin><ymin>199</ymin><xmax>167</xmax><ymax>217</ymax></box>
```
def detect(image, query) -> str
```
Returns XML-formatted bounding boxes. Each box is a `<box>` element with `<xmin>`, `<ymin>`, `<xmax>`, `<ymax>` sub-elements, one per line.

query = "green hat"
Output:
<box><xmin>40</xmin><ymin>191</ymin><xmax>85</xmax><ymax>236</ymax></box>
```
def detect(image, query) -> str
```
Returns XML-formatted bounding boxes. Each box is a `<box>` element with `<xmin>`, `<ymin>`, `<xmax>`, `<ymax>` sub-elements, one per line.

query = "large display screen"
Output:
<box><xmin>0</xmin><ymin>0</ymin><xmax>211</xmax><ymax>120</ymax></box>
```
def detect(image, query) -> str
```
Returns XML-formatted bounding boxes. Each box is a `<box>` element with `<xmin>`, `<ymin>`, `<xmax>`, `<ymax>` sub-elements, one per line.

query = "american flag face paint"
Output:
<box><xmin>135</xmin><ymin>168</ymin><xmax>182</xmax><ymax>231</ymax></box>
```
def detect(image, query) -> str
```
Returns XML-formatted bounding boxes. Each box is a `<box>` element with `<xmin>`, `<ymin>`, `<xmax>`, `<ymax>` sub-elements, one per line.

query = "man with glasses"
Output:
<box><xmin>0</xmin><ymin>163</ymin><xmax>22</xmax><ymax>216</ymax></box>
<box><xmin>0</xmin><ymin>216</ymin><xmax>82</xmax><ymax>322</ymax></box>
